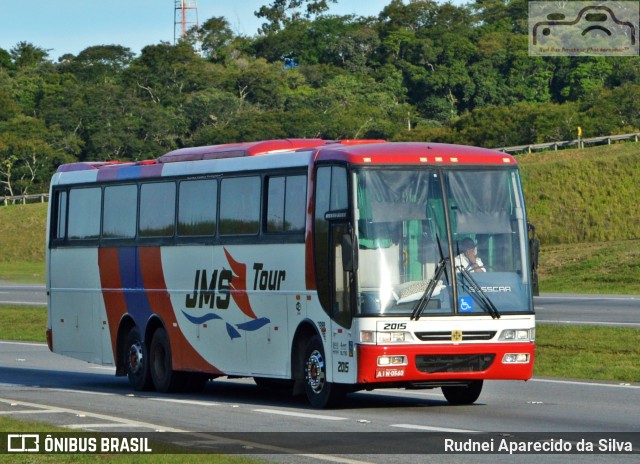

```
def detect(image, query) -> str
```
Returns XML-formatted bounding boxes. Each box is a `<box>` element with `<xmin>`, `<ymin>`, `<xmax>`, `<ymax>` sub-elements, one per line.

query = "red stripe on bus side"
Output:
<box><xmin>98</xmin><ymin>247</ymin><xmax>128</xmax><ymax>362</ymax></box>
<box><xmin>138</xmin><ymin>247</ymin><xmax>223</xmax><ymax>374</ymax></box>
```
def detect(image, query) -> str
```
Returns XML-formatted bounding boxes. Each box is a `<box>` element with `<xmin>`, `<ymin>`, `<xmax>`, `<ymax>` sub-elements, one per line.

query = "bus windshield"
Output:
<box><xmin>355</xmin><ymin>167</ymin><xmax>533</xmax><ymax>317</ymax></box>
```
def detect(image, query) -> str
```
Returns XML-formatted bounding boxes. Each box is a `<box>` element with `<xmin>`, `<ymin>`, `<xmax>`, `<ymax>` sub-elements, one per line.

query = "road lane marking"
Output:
<box><xmin>0</xmin><ymin>410</ymin><xmax>66</xmax><ymax>415</ymax></box>
<box><xmin>532</xmin><ymin>378</ymin><xmax>640</xmax><ymax>389</ymax></box>
<box><xmin>89</xmin><ymin>366</ymin><xmax>117</xmax><ymax>371</ymax></box>
<box><xmin>44</xmin><ymin>388</ymin><xmax>114</xmax><ymax>396</ymax></box>
<box><xmin>0</xmin><ymin>341</ymin><xmax>47</xmax><ymax>347</ymax></box>
<box><xmin>0</xmin><ymin>397</ymin><xmax>188</xmax><ymax>432</ymax></box>
<box><xmin>253</xmin><ymin>408</ymin><xmax>348</xmax><ymax>421</ymax></box>
<box><xmin>537</xmin><ymin>320</ymin><xmax>640</xmax><ymax>328</ymax></box>
<box><xmin>391</xmin><ymin>423</ymin><xmax>479</xmax><ymax>433</ymax></box>
<box><xmin>65</xmin><ymin>423</ymin><xmax>149</xmax><ymax>429</ymax></box>
<box><xmin>0</xmin><ymin>285</ymin><xmax>46</xmax><ymax>290</ymax></box>
<box><xmin>147</xmin><ymin>397</ymin><xmax>221</xmax><ymax>407</ymax></box>
<box><xmin>0</xmin><ymin>300</ymin><xmax>47</xmax><ymax>306</ymax></box>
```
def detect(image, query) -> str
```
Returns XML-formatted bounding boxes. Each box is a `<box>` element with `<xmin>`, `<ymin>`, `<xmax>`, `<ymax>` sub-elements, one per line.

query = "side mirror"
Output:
<box><xmin>528</xmin><ymin>223</ymin><xmax>540</xmax><ymax>296</ymax></box>
<box><xmin>341</xmin><ymin>233</ymin><xmax>358</xmax><ymax>272</ymax></box>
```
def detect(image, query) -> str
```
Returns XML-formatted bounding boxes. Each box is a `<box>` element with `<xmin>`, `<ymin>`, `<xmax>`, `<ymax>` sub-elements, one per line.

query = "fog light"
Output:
<box><xmin>377</xmin><ymin>355</ymin><xmax>407</xmax><ymax>366</ymax></box>
<box><xmin>502</xmin><ymin>353</ymin><xmax>530</xmax><ymax>364</ymax></box>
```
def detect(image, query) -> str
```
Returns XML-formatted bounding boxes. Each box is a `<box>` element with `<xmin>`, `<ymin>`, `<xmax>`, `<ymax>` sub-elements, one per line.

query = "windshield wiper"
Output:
<box><xmin>411</xmin><ymin>236</ymin><xmax>449</xmax><ymax>321</ymax></box>
<box><xmin>457</xmin><ymin>266</ymin><xmax>501</xmax><ymax>319</ymax></box>
<box><xmin>410</xmin><ymin>257</ymin><xmax>448</xmax><ymax>321</ymax></box>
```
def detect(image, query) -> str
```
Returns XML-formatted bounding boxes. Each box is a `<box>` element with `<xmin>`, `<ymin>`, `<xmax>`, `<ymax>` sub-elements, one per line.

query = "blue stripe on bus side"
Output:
<box><xmin>118</xmin><ymin>247</ymin><xmax>153</xmax><ymax>330</ymax></box>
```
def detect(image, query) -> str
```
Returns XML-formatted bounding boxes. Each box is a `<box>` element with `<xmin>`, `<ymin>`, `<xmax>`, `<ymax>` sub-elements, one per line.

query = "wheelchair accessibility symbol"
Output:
<box><xmin>459</xmin><ymin>296</ymin><xmax>473</xmax><ymax>312</ymax></box>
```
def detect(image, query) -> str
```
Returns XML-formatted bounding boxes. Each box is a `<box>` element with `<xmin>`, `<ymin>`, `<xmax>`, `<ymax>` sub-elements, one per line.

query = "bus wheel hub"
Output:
<box><xmin>129</xmin><ymin>342</ymin><xmax>143</xmax><ymax>374</ymax></box>
<box><xmin>306</xmin><ymin>350</ymin><xmax>325</xmax><ymax>393</ymax></box>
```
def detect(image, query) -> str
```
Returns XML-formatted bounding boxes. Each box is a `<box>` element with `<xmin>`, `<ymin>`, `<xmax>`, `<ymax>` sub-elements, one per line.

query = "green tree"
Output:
<box><xmin>583</xmin><ymin>83</ymin><xmax>640</xmax><ymax>135</ymax></box>
<box><xmin>255</xmin><ymin>0</ymin><xmax>337</xmax><ymax>33</ymax></box>
<box><xmin>0</xmin><ymin>48</ymin><xmax>13</xmax><ymax>70</ymax></box>
<box><xmin>124</xmin><ymin>42</ymin><xmax>210</xmax><ymax>107</ymax></box>
<box><xmin>559</xmin><ymin>58</ymin><xmax>613</xmax><ymax>102</ymax></box>
<box><xmin>10</xmin><ymin>42</ymin><xmax>49</xmax><ymax>69</ymax></box>
<box><xmin>0</xmin><ymin>116</ymin><xmax>76</xmax><ymax>196</ymax></box>
<box><xmin>61</xmin><ymin>45</ymin><xmax>134</xmax><ymax>82</ymax></box>
<box><xmin>191</xmin><ymin>16</ymin><xmax>235</xmax><ymax>63</ymax></box>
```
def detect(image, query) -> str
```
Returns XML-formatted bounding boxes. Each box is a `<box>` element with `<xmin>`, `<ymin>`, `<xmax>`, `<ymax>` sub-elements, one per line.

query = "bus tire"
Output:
<box><xmin>304</xmin><ymin>335</ymin><xmax>344</xmax><ymax>408</ymax></box>
<box><xmin>149</xmin><ymin>327</ymin><xmax>185</xmax><ymax>393</ymax></box>
<box><xmin>124</xmin><ymin>327</ymin><xmax>153</xmax><ymax>391</ymax></box>
<box><xmin>442</xmin><ymin>380</ymin><xmax>483</xmax><ymax>405</ymax></box>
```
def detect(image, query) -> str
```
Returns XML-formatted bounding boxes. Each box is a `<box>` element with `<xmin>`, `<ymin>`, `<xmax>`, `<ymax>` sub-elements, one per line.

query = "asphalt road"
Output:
<box><xmin>0</xmin><ymin>283</ymin><xmax>46</xmax><ymax>306</ymax></box>
<box><xmin>0</xmin><ymin>341</ymin><xmax>638</xmax><ymax>463</ymax></box>
<box><xmin>534</xmin><ymin>294</ymin><xmax>640</xmax><ymax>328</ymax></box>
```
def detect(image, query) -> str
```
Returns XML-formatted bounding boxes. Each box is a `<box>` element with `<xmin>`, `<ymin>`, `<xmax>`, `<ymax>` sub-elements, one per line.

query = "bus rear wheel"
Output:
<box><xmin>149</xmin><ymin>327</ymin><xmax>185</xmax><ymax>393</ymax></box>
<box><xmin>442</xmin><ymin>380</ymin><xmax>483</xmax><ymax>405</ymax></box>
<box><xmin>124</xmin><ymin>327</ymin><xmax>152</xmax><ymax>391</ymax></box>
<box><xmin>304</xmin><ymin>335</ymin><xmax>344</xmax><ymax>408</ymax></box>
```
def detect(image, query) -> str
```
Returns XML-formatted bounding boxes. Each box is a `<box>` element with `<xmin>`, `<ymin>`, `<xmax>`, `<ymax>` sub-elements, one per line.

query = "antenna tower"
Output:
<box><xmin>174</xmin><ymin>0</ymin><xmax>199</xmax><ymax>44</ymax></box>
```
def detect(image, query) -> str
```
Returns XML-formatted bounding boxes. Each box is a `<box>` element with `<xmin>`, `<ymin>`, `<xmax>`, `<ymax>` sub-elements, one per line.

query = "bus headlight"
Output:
<box><xmin>499</xmin><ymin>329</ymin><xmax>535</xmax><ymax>342</ymax></box>
<box><xmin>377</xmin><ymin>331</ymin><xmax>413</xmax><ymax>343</ymax></box>
<box><xmin>359</xmin><ymin>331</ymin><xmax>414</xmax><ymax>344</ymax></box>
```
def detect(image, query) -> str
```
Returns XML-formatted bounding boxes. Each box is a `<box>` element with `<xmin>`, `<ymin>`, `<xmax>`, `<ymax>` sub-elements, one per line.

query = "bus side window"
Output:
<box><xmin>220</xmin><ymin>176</ymin><xmax>261</xmax><ymax>235</ymax></box>
<box><xmin>314</xmin><ymin>166</ymin><xmax>349</xmax><ymax>317</ymax></box>
<box><xmin>178</xmin><ymin>179</ymin><xmax>218</xmax><ymax>236</ymax></box>
<box><xmin>139</xmin><ymin>182</ymin><xmax>176</xmax><ymax>237</ymax></box>
<box><xmin>103</xmin><ymin>185</ymin><xmax>137</xmax><ymax>239</ymax></box>
<box><xmin>266</xmin><ymin>174</ymin><xmax>306</xmax><ymax>233</ymax></box>
<box><xmin>55</xmin><ymin>190</ymin><xmax>67</xmax><ymax>240</ymax></box>
<box><xmin>68</xmin><ymin>187</ymin><xmax>101</xmax><ymax>240</ymax></box>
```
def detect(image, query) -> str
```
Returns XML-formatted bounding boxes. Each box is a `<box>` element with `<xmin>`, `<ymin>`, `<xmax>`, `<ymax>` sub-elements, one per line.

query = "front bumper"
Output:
<box><xmin>357</xmin><ymin>342</ymin><xmax>535</xmax><ymax>384</ymax></box>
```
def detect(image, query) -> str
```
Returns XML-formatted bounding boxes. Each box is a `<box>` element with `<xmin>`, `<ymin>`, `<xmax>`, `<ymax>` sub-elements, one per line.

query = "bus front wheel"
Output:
<box><xmin>149</xmin><ymin>327</ymin><xmax>185</xmax><ymax>393</ymax></box>
<box><xmin>442</xmin><ymin>380</ymin><xmax>483</xmax><ymax>405</ymax></box>
<box><xmin>303</xmin><ymin>335</ymin><xmax>344</xmax><ymax>408</ymax></box>
<box><xmin>124</xmin><ymin>327</ymin><xmax>152</xmax><ymax>391</ymax></box>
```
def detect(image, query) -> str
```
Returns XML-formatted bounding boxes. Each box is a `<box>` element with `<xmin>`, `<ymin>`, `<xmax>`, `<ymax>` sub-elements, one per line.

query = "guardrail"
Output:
<box><xmin>497</xmin><ymin>132</ymin><xmax>640</xmax><ymax>154</ymax></box>
<box><xmin>1</xmin><ymin>193</ymin><xmax>49</xmax><ymax>206</ymax></box>
<box><xmin>1</xmin><ymin>131</ymin><xmax>639</xmax><ymax>205</ymax></box>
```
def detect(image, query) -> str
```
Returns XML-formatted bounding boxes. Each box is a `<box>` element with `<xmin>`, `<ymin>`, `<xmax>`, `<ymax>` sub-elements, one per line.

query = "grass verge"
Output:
<box><xmin>538</xmin><ymin>239</ymin><xmax>640</xmax><ymax>294</ymax></box>
<box><xmin>534</xmin><ymin>324</ymin><xmax>640</xmax><ymax>383</ymax></box>
<box><xmin>0</xmin><ymin>261</ymin><xmax>46</xmax><ymax>284</ymax></box>
<box><xmin>0</xmin><ymin>305</ymin><xmax>47</xmax><ymax>342</ymax></box>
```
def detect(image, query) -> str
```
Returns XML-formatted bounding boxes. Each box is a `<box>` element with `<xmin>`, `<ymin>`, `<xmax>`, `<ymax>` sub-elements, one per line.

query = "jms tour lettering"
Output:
<box><xmin>186</xmin><ymin>263</ymin><xmax>286</xmax><ymax>309</ymax></box>
<box><xmin>185</xmin><ymin>269</ymin><xmax>232</xmax><ymax>309</ymax></box>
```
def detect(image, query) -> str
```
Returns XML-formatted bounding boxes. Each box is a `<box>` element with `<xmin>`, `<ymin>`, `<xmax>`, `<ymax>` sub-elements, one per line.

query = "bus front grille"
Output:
<box><xmin>415</xmin><ymin>354</ymin><xmax>495</xmax><ymax>373</ymax></box>
<box><xmin>414</xmin><ymin>331</ymin><xmax>497</xmax><ymax>342</ymax></box>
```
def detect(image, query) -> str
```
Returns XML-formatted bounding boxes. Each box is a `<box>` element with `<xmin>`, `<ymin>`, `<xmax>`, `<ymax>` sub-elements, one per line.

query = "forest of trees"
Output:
<box><xmin>1</xmin><ymin>0</ymin><xmax>639</xmax><ymax>196</ymax></box>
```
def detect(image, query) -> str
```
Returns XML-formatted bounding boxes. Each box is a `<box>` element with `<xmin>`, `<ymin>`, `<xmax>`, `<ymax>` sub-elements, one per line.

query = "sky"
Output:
<box><xmin>0</xmin><ymin>0</ymin><xmax>399</xmax><ymax>60</ymax></box>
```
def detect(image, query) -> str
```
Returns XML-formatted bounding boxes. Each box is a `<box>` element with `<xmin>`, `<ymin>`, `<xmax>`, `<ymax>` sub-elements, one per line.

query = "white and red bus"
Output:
<box><xmin>46</xmin><ymin>139</ymin><xmax>536</xmax><ymax>408</ymax></box>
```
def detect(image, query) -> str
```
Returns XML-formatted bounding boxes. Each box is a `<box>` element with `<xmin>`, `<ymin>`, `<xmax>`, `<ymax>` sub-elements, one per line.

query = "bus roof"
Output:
<box><xmin>314</xmin><ymin>142</ymin><xmax>515</xmax><ymax>165</ymax></box>
<box><xmin>55</xmin><ymin>139</ymin><xmax>515</xmax><ymax>176</ymax></box>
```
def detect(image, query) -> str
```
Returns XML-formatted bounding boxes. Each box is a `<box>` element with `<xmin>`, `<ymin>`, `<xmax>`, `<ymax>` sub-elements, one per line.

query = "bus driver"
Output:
<box><xmin>455</xmin><ymin>237</ymin><xmax>486</xmax><ymax>272</ymax></box>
